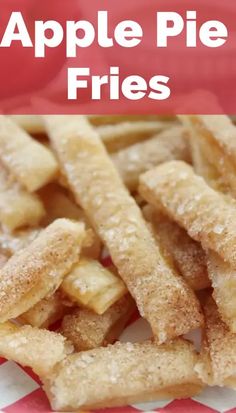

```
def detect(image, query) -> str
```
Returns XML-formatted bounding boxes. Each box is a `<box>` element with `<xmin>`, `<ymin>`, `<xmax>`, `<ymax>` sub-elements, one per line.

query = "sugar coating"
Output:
<box><xmin>143</xmin><ymin>205</ymin><xmax>209</xmax><ymax>291</ymax></box>
<box><xmin>185</xmin><ymin>115</ymin><xmax>236</xmax><ymax>196</ymax></box>
<box><xmin>0</xmin><ymin>322</ymin><xmax>73</xmax><ymax>376</ymax></box>
<box><xmin>0</xmin><ymin>116</ymin><xmax>58</xmax><ymax>192</ymax></box>
<box><xmin>0</xmin><ymin>218</ymin><xmax>85</xmax><ymax>322</ymax></box>
<box><xmin>191</xmin><ymin>115</ymin><xmax>236</xmax><ymax>160</ymax></box>
<box><xmin>112</xmin><ymin>126</ymin><xmax>190</xmax><ymax>191</ymax></box>
<box><xmin>44</xmin><ymin>115</ymin><xmax>203</xmax><ymax>343</ymax></box>
<box><xmin>61</xmin><ymin>257</ymin><xmax>127</xmax><ymax>315</ymax></box>
<box><xmin>180</xmin><ymin>116</ymin><xmax>231</xmax><ymax>195</ymax></box>
<box><xmin>43</xmin><ymin>338</ymin><xmax>202</xmax><ymax>410</ymax></box>
<box><xmin>195</xmin><ymin>297</ymin><xmax>236</xmax><ymax>388</ymax></box>
<box><xmin>60</xmin><ymin>295</ymin><xmax>136</xmax><ymax>351</ymax></box>
<box><xmin>139</xmin><ymin>160</ymin><xmax>236</xmax><ymax>268</ymax></box>
<box><xmin>207</xmin><ymin>251</ymin><xmax>236</xmax><ymax>332</ymax></box>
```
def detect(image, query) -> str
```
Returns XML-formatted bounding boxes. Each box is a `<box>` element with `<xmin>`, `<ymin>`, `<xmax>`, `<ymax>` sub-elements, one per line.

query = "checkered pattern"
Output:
<box><xmin>1</xmin><ymin>319</ymin><xmax>236</xmax><ymax>413</ymax></box>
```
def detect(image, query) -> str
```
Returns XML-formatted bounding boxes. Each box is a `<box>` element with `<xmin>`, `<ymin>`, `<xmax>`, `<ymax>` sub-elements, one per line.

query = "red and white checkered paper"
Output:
<box><xmin>1</xmin><ymin>317</ymin><xmax>236</xmax><ymax>413</ymax></box>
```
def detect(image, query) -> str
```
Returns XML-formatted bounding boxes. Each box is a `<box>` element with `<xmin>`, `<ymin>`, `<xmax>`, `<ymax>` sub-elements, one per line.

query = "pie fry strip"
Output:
<box><xmin>143</xmin><ymin>205</ymin><xmax>209</xmax><ymax>291</ymax></box>
<box><xmin>0</xmin><ymin>218</ymin><xmax>85</xmax><ymax>322</ymax></box>
<box><xmin>195</xmin><ymin>297</ymin><xmax>236</xmax><ymax>389</ymax></box>
<box><xmin>39</xmin><ymin>184</ymin><xmax>101</xmax><ymax>259</ymax></box>
<box><xmin>179</xmin><ymin>115</ymin><xmax>231</xmax><ymax>194</ymax></box>
<box><xmin>19</xmin><ymin>291</ymin><xmax>69</xmax><ymax>329</ymax></box>
<box><xmin>60</xmin><ymin>295</ymin><xmax>136</xmax><ymax>351</ymax></box>
<box><xmin>0</xmin><ymin>322</ymin><xmax>73</xmax><ymax>376</ymax></box>
<box><xmin>97</xmin><ymin>120</ymin><xmax>176</xmax><ymax>152</ymax></box>
<box><xmin>181</xmin><ymin>115</ymin><xmax>236</xmax><ymax>195</ymax></box>
<box><xmin>112</xmin><ymin>126</ymin><xmax>190</xmax><ymax>191</ymax></box>
<box><xmin>206</xmin><ymin>251</ymin><xmax>236</xmax><ymax>332</ymax></box>
<box><xmin>43</xmin><ymin>338</ymin><xmax>203</xmax><ymax>411</ymax></box>
<box><xmin>0</xmin><ymin>163</ymin><xmax>45</xmax><ymax>231</ymax></box>
<box><xmin>0</xmin><ymin>115</ymin><xmax>58</xmax><ymax>192</ymax></box>
<box><xmin>61</xmin><ymin>257</ymin><xmax>127</xmax><ymax>315</ymax></box>
<box><xmin>44</xmin><ymin>115</ymin><xmax>202</xmax><ymax>344</ymax></box>
<box><xmin>139</xmin><ymin>160</ymin><xmax>236</xmax><ymax>268</ymax></box>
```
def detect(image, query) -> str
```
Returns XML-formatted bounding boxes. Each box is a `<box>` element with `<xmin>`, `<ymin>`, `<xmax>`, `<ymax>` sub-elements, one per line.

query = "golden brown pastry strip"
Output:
<box><xmin>61</xmin><ymin>257</ymin><xmax>127</xmax><ymax>315</ymax></box>
<box><xmin>206</xmin><ymin>251</ymin><xmax>236</xmax><ymax>332</ymax></box>
<box><xmin>143</xmin><ymin>205</ymin><xmax>209</xmax><ymax>291</ymax></box>
<box><xmin>0</xmin><ymin>115</ymin><xmax>58</xmax><ymax>191</ymax></box>
<box><xmin>139</xmin><ymin>160</ymin><xmax>236</xmax><ymax>268</ymax></box>
<box><xmin>181</xmin><ymin>115</ymin><xmax>236</xmax><ymax>195</ymax></box>
<box><xmin>44</xmin><ymin>115</ymin><xmax>202</xmax><ymax>344</ymax></box>
<box><xmin>19</xmin><ymin>291</ymin><xmax>69</xmax><ymax>329</ymax></box>
<box><xmin>195</xmin><ymin>297</ymin><xmax>236</xmax><ymax>388</ymax></box>
<box><xmin>61</xmin><ymin>295</ymin><xmax>136</xmax><ymax>351</ymax></box>
<box><xmin>43</xmin><ymin>338</ymin><xmax>203</xmax><ymax>411</ymax></box>
<box><xmin>0</xmin><ymin>218</ymin><xmax>85</xmax><ymax>322</ymax></box>
<box><xmin>39</xmin><ymin>184</ymin><xmax>101</xmax><ymax>259</ymax></box>
<box><xmin>0</xmin><ymin>162</ymin><xmax>45</xmax><ymax>230</ymax></box>
<box><xmin>0</xmin><ymin>322</ymin><xmax>72</xmax><ymax>376</ymax></box>
<box><xmin>178</xmin><ymin>119</ymin><xmax>236</xmax><ymax>330</ymax></box>
<box><xmin>97</xmin><ymin>120</ymin><xmax>175</xmax><ymax>152</ymax></box>
<box><xmin>179</xmin><ymin>115</ymin><xmax>231</xmax><ymax>194</ymax></box>
<box><xmin>112</xmin><ymin>126</ymin><xmax>190</xmax><ymax>191</ymax></box>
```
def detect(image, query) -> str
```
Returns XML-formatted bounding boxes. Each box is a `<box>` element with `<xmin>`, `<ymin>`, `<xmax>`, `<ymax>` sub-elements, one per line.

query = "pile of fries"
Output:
<box><xmin>1</xmin><ymin>113</ymin><xmax>236</xmax><ymax>410</ymax></box>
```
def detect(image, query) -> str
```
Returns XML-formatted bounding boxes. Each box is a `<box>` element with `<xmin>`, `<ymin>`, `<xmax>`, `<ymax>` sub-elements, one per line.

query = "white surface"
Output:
<box><xmin>133</xmin><ymin>400</ymin><xmax>172</xmax><ymax>411</ymax></box>
<box><xmin>193</xmin><ymin>386</ymin><xmax>236</xmax><ymax>413</ymax></box>
<box><xmin>0</xmin><ymin>361</ymin><xmax>39</xmax><ymax>408</ymax></box>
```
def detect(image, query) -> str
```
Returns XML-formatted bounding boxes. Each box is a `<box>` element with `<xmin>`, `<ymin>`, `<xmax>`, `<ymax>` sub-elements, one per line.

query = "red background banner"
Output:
<box><xmin>0</xmin><ymin>0</ymin><xmax>235</xmax><ymax>114</ymax></box>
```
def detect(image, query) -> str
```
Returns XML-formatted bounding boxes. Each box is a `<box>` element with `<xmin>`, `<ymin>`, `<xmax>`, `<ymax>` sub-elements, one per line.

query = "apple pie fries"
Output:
<box><xmin>43</xmin><ymin>115</ymin><xmax>202</xmax><ymax>344</ymax></box>
<box><xmin>3</xmin><ymin>114</ymin><xmax>236</xmax><ymax>411</ymax></box>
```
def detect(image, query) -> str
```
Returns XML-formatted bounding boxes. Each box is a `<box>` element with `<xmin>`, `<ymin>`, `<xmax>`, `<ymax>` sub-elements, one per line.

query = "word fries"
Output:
<box><xmin>0</xmin><ymin>219</ymin><xmax>85</xmax><ymax>322</ymax></box>
<box><xmin>195</xmin><ymin>297</ymin><xmax>236</xmax><ymax>388</ymax></box>
<box><xmin>43</xmin><ymin>339</ymin><xmax>203</xmax><ymax>411</ymax></box>
<box><xmin>97</xmin><ymin>120</ymin><xmax>174</xmax><ymax>152</ymax></box>
<box><xmin>0</xmin><ymin>116</ymin><xmax>58</xmax><ymax>192</ymax></box>
<box><xmin>0</xmin><ymin>322</ymin><xmax>72</xmax><ymax>376</ymax></box>
<box><xmin>112</xmin><ymin>126</ymin><xmax>189</xmax><ymax>191</ymax></box>
<box><xmin>61</xmin><ymin>258</ymin><xmax>127</xmax><ymax>314</ymax></box>
<box><xmin>143</xmin><ymin>205</ymin><xmax>210</xmax><ymax>291</ymax></box>
<box><xmin>61</xmin><ymin>295</ymin><xmax>136</xmax><ymax>351</ymax></box>
<box><xmin>139</xmin><ymin>160</ymin><xmax>236</xmax><ymax>268</ymax></box>
<box><xmin>44</xmin><ymin>115</ymin><xmax>202</xmax><ymax>343</ymax></box>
